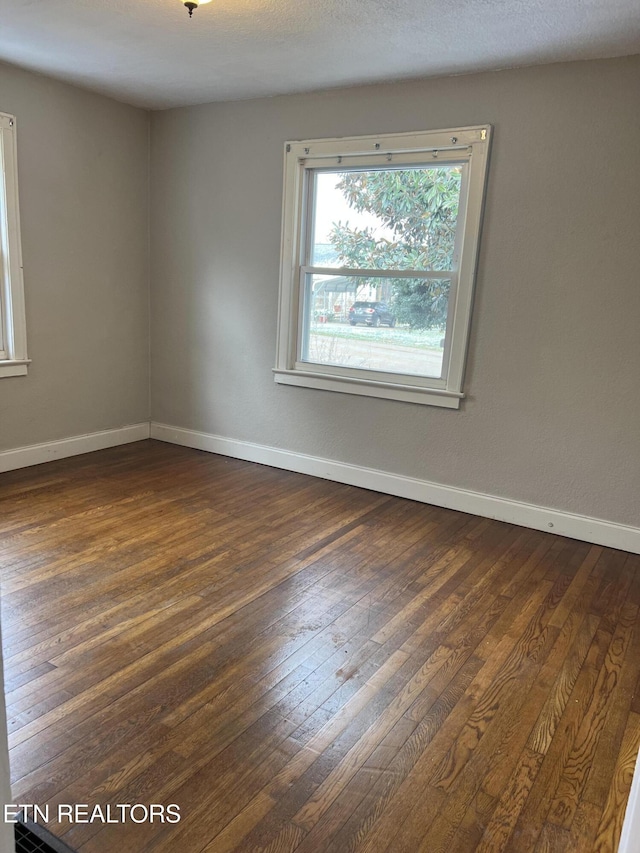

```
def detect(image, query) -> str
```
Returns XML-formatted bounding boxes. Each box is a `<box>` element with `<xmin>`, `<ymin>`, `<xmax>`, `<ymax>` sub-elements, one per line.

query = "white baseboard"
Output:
<box><xmin>0</xmin><ymin>423</ymin><xmax>150</xmax><ymax>473</ymax></box>
<box><xmin>151</xmin><ymin>422</ymin><xmax>640</xmax><ymax>555</ymax></box>
<box><xmin>3</xmin><ymin>421</ymin><xmax>637</xmax><ymax>554</ymax></box>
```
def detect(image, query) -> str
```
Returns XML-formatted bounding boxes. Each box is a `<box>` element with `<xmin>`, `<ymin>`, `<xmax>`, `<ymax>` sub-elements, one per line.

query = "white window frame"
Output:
<box><xmin>274</xmin><ymin>125</ymin><xmax>491</xmax><ymax>408</ymax></box>
<box><xmin>0</xmin><ymin>112</ymin><xmax>29</xmax><ymax>378</ymax></box>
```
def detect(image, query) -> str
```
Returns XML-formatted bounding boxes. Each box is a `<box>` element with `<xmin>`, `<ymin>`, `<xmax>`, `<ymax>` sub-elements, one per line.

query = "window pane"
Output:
<box><xmin>310</xmin><ymin>166</ymin><xmax>462</xmax><ymax>271</ymax></box>
<box><xmin>301</xmin><ymin>274</ymin><xmax>451</xmax><ymax>379</ymax></box>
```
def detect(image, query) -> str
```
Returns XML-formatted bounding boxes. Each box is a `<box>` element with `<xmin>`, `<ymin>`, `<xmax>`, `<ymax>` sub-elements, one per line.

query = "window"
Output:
<box><xmin>0</xmin><ymin>112</ymin><xmax>28</xmax><ymax>378</ymax></box>
<box><xmin>274</xmin><ymin>126</ymin><xmax>491</xmax><ymax>408</ymax></box>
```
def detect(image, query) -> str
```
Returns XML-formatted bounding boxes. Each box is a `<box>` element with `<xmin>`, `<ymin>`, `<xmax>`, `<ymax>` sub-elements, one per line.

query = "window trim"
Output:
<box><xmin>274</xmin><ymin>125</ymin><xmax>491</xmax><ymax>408</ymax></box>
<box><xmin>0</xmin><ymin>112</ymin><xmax>29</xmax><ymax>378</ymax></box>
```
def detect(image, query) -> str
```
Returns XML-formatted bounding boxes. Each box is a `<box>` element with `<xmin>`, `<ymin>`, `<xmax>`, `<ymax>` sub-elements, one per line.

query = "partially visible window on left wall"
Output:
<box><xmin>0</xmin><ymin>111</ymin><xmax>28</xmax><ymax>378</ymax></box>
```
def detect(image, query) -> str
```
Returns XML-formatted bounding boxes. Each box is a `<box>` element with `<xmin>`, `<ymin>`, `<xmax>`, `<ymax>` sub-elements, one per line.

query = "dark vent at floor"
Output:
<box><xmin>15</xmin><ymin>818</ymin><xmax>78</xmax><ymax>853</ymax></box>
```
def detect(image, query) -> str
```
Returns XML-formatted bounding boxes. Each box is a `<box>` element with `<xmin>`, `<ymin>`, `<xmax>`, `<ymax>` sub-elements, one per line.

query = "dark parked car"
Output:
<box><xmin>348</xmin><ymin>301</ymin><xmax>396</xmax><ymax>327</ymax></box>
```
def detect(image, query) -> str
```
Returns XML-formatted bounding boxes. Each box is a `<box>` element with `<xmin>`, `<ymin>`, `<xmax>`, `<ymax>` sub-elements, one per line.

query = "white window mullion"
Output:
<box><xmin>301</xmin><ymin>266</ymin><xmax>456</xmax><ymax>280</ymax></box>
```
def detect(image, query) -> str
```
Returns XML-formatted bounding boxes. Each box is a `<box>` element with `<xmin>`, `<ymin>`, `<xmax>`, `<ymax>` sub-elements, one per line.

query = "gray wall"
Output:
<box><xmin>0</xmin><ymin>62</ymin><xmax>150</xmax><ymax>450</ymax></box>
<box><xmin>150</xmin><ymin>56</ymin><xmax>640</xmax><ymax>527</ymax></box>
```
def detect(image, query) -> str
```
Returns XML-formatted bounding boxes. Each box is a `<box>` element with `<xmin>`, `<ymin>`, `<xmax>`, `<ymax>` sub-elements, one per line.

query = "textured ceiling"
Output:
<box><xmin>0</xmin><ymin>0</ymin><xmax>639</xmax><ymax>109</ymax></box>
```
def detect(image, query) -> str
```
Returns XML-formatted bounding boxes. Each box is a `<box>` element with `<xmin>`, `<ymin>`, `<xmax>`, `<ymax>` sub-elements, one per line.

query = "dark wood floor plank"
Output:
<box><xmin>546</xmin><ymin>600</ymin><xmax>636</xmax><ymax>828</ymax></box>
<box><xmin>503</xmin><ymin>626</ymin><xmax>616</xmax><ymax>851</ymax></box>
<box><xmin>592</xmin><ymin>711</ymin><xmax>640</xmax><ymax>852</ymax></box>
<box><xmin>0</xmin><ymin>440</ymin><xmax>637</xmax><ymax>853</ymax></box>
<box><xmin>407</xmin><ymin>572</ymin><xmax>595</xmax><ymax>853</ymax></box>
<box><xmin>582</xmin><ymin>595</ymin><xmax>640</xmax><ymax>812</ymax></box>
<box><xmin>323</xmin><ymin>653</ymin><xmax>485</xmax><ymax>853</ymax></box>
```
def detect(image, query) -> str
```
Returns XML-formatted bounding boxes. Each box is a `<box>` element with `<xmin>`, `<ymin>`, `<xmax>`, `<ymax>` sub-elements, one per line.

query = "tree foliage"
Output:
<box><xmin>329</xmin><ymin>168</ymin><xmax>461</xmax><ymax>328</ymax></box>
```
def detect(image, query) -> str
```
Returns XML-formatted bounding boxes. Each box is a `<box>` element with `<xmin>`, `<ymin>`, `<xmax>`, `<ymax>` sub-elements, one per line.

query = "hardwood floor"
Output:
<box><xmin>0</xmin><ymin>440</ymin><xmax>638</xmax><ymax>852</ymax></box>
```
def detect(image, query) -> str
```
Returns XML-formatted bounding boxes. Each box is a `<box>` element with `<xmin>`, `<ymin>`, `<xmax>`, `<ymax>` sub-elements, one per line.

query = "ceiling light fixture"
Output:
<box><xmin>183</xmin><ymin>0</ymin><xmax>212</xmax><ymax>17</ymax></box>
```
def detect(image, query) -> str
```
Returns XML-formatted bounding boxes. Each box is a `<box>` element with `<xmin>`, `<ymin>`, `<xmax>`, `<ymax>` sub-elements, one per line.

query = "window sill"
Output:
<box><xmin>273</xmin><ymin>368</ymin><xmax>463</xmax><ymax>408</ymax></box>
<box><xmin>0</xmin><ymin>359</ymin><xmax>30</xmax><ymax>378</ymax></box>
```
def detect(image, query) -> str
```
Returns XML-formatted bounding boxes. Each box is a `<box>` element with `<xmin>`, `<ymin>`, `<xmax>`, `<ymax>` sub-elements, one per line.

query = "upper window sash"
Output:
<box><xmin>301</xmin><ymin>153</ymin><xmax>470</xmax><ymax>273</ymax></box>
